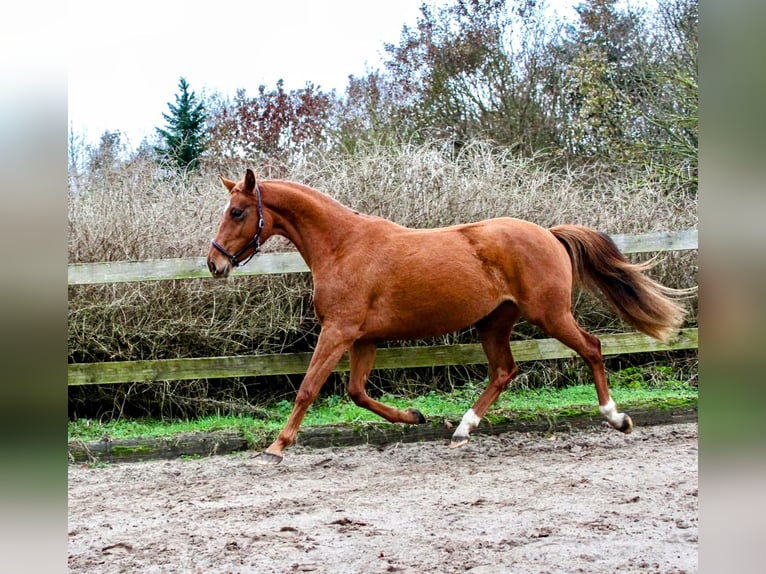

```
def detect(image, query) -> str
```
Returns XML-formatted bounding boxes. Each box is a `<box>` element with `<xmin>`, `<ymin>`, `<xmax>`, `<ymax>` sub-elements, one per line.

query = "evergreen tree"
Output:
<box><xmin>155</xmin><ymin>77</ymin><xmax>207</xmax><ymax>171</ymax></box>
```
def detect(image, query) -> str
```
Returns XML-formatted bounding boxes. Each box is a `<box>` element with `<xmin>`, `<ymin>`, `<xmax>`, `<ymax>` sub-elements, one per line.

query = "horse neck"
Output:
<box><xmin>262</xmin><ymin>180</ymin><xmax>358</xmax><ymax>269</ymax></box>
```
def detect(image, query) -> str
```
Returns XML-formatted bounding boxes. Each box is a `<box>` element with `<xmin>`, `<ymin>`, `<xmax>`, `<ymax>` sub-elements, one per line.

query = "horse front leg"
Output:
<box><xmin>347</xmin><ymin>340</ymin><xmax>426</xmax><ymax>425</ymax></box>
<box><xmin>259</xmin><ymin>326</ymin><xmax>351</xmax><ymax>465</ymax></box>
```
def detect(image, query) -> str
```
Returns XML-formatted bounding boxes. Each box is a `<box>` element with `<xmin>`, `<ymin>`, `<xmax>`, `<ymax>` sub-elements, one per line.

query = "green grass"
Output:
<box><xmin>68</xmin><ymin>367</ymin><xmax>696</xmax><ymax>444</ymax></box>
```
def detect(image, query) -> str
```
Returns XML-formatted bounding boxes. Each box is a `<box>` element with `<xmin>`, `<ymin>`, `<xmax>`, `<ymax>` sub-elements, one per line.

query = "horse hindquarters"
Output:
<box><xmin>449</xmin><ymin>224</ymin><xmax>635</xmax><ymax>440</ymax></box>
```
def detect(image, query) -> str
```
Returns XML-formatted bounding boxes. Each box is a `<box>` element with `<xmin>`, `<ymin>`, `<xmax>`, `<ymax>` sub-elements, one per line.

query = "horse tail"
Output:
<box><xmin>549</xmin><ymin>224</ymin><xmax>687</xmax><ymax>342</ymax></box>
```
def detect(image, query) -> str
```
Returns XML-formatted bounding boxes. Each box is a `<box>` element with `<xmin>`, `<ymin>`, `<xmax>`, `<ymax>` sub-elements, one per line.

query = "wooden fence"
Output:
<box><xmin>68</xmin><ymin>229</ymin><xmax>698</xmax><ymax>386</ymax></box>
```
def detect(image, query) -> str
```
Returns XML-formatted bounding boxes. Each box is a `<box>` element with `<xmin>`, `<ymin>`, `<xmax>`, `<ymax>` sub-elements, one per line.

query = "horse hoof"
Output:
<box><xmin>611</xmin><ymin>414</ymin><xmax>633</xmax><ymax>434</ymax></box>
<box><xmin>407</xmin><ymin>408</ymin><xmax>426</xmax><ymax>424</ymax></box>
<box><xmin>449</xmin><ymin>436</ymin><xmax>469</xmax><ymax>449</ymax></box>
<box><xmin>255</xmin><ymin>451</ymin><xmax>284</xmax><ymax>466</ymax></box>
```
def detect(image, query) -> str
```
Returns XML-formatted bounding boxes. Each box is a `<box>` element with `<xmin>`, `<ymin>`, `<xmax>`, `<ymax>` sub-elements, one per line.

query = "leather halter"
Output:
<box><xmin>210</xmin><ymin>182</ymin><xmax>265</xmax><ymax>268</ymax></box>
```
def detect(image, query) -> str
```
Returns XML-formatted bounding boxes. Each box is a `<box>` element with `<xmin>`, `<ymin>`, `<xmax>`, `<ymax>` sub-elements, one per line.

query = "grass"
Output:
<box><xmin>68</xmin><ymin>366</ymin><xmax>697</xmax><ymax>444</ymax></box>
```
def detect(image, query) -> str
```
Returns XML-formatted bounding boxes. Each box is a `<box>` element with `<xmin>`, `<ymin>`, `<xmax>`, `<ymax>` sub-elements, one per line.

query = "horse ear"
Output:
<box><xmin>243</xmin><ymin>168</ymin><xmax>257</xmax><ymax>195</ymax></box>
<box><xmin>219</xmin><ymin>175</ymin><xmax>237</xmax><ymax>193</ymax></box>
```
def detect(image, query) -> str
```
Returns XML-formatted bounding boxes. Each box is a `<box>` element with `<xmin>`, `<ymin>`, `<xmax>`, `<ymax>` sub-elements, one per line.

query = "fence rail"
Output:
<box><xmin>67</xmin><ymin>229</ymin><xmax>698</xmax><ymax>285</ymax></box>
<box><xmin>69</xmin><ymin>328</ymin><xmax>698</xmax><ymax>386</ymax></box>
<box><xmin>68</xmin><ymin>229</ymin><xmax>698</xmax><ymax>386</ymax></box>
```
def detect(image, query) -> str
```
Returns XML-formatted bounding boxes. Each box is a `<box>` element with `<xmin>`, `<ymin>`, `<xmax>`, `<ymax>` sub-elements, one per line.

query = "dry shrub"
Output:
<box><xmin>68</xmin><ymin>141</ymin><xmax>697</xmax><ymax>419</ymax></box>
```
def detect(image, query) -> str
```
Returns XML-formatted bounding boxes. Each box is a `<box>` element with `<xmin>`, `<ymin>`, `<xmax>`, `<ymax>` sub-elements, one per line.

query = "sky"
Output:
<box><xmin>67</xmin><ymin>0</ymin><xmax>595</xmax><ymax>149</ymax></box>
<box><xmin>67</xmin><ymin>0</ymin><xmax>453</xmax><ymax>148</ymax></box>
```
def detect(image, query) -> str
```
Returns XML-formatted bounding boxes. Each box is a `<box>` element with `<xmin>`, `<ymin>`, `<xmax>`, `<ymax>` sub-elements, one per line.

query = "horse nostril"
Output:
<box><xmin>208</xmin><ymin>259</ymin><xmax>217</xmax><ymax>274</ymax></box>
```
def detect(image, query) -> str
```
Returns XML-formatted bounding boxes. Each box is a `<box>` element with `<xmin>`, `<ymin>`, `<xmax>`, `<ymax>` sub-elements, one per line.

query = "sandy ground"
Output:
<box><xmin>68</xmin><ymin>422</ymin><xmax>698</xmax><ymax>573</ymax></box>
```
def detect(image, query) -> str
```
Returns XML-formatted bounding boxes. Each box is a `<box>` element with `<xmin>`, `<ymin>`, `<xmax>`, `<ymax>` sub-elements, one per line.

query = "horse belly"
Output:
<box><xmin>361</xmin><ymin>267</ymin><xmax>503</xmax><ymax>341</ymax></box>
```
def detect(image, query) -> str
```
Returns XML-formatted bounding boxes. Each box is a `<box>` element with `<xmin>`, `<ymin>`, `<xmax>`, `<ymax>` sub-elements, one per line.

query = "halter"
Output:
<box><xmin>210</xmin><ymin>182</ymin><xmax>265</xmax><ymax>268</ymax></box>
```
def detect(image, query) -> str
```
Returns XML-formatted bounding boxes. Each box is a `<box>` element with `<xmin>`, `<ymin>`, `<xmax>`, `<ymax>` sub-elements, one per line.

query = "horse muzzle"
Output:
<box><xmin>207</xmin><ymin>247</ymin><xmax>232</xmax><ymax>278</ymax></box>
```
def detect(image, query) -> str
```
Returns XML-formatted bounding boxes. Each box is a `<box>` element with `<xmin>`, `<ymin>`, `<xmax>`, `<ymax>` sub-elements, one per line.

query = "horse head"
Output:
<box><xmin>207</xmin><ymin>168</ymin><xmax>269</xmax><ymax>278</ymax></box>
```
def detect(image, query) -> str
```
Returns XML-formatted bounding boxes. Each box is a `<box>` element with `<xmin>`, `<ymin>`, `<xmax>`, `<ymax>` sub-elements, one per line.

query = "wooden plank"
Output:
<box><xmin>67</xmin><ymin>229</ymin><xmax>697</xmax><ymax>285</ymax></box>
<box><xmin>611</xmin><ymin>228</ymin><xmax>698</xmax><ymax>254</ymax></box>
<box><xmin>67</xmin><ymin>251</ymin><xmax>309</xmax><ymax>285</ymax></box>
<box><xmin>293</xmin><ymin>404</ymin><xmax>698</xmax><ymax>449</ymax></box>
<box><xmin>67</xmin><ymin>431</ymin><xmax>249</xmax><ymax>464</ymax></box>
<box><xmin>68</xmin><ymin>328</ymin><xmax>697</xmax><ymax>386</ymax></box>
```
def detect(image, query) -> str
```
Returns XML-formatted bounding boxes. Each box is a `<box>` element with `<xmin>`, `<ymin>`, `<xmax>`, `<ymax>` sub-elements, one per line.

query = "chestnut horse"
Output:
<box><xmin>207</xmin><ymin>169</ymin><xmax>685</xmax><ymax>465</ymax></box>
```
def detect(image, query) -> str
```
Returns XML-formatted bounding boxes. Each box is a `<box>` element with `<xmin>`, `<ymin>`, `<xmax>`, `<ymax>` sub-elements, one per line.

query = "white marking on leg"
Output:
<box><xmin>599</xmin><ymin>397</ymin><xmax>626</xmax><ymax>428</ymax></box>
<box><xmin>454</xmin><ymin>408</ymin><xmax>481</xmax><ymax>438</ymax></box>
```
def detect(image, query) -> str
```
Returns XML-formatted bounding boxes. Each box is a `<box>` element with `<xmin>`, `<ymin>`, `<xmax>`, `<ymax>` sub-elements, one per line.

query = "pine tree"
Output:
<box><xmin>155</xmin><ymin>77</ymin><xmax>207</xmax><ymax>172</ymax></box>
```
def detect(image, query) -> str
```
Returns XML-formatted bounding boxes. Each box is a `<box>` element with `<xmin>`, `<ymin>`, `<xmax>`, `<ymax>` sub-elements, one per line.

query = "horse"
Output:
<box><xmin>207</xmin><ymin>169</ymin><xmax>686</xmax><ymax>465</ymax></box>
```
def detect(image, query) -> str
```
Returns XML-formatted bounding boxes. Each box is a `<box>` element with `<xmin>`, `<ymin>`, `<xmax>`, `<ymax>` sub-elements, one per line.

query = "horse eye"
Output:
<box><xmin>230</xmin><ymin>207</ymin><xmax>244</xmax><ymax>218</ymax></box>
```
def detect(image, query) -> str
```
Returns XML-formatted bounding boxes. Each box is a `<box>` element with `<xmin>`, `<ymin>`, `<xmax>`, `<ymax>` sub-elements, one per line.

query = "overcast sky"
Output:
<box><xmin>68</xmin><ymin>0</ymin><xmax>445</xmax><ymax>146</ymax></box>
<box><xmin>66</xmin><ymin>0</ymin><xmax>595</xmax><ymax>148</ymax></box>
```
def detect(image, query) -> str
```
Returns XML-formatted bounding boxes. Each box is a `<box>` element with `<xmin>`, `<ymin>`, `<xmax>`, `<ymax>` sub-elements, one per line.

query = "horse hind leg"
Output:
<box><xmin>533</xmin><ymin>311</ymin><xmax>633</xmax><ymax>433</ymax></box>
<box><xmin>451</xmin><ymin>302</ymin><xmax>520</xmax><ymax>448</ymax></box>
<box><xmin>347</xmin><ymin>340</ymin><xmax>426</xmax><ymax>425</ymax></box>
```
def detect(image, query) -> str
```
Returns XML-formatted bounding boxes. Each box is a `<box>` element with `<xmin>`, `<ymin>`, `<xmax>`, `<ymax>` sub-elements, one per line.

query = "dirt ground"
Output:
<box><xmin>68</xmin><ymin>422</ymin><xmax>698</xmax><ymax>573</ymax></box>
